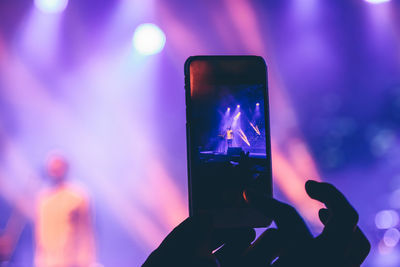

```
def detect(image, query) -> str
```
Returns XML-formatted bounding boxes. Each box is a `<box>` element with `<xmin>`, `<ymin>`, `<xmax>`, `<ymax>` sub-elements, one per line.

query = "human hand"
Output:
<box><xmin>244</xmin><ymin>180</ymin><xmax>370</xmax><ymax>267</ymax></box>
<box><xmin>142</xmin><ymin>215</ymin><xmax>256</xmax><ymax>267</ymax></box>
<box><xmin>143</xmin><ymin>181</ymin><xmax>370</xmax><ymax>267</ymax></box>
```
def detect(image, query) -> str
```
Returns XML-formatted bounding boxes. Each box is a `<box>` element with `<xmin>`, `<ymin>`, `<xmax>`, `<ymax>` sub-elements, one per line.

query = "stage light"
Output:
<box><xmin>384</xmin><ymin>228</ymin><xmax>400</xmax><ymax>247</ymax></box>
<box><xmin>375</xmin><ymin>210</ymin><xmax>399</xmax><ymax>229</ymax></box>
<box><xmin>227</xmin><ymin>107</ymin><xmax>230</xmax><ymax>111</ymax></box>
<box><xmin>132</xmin><ymin>23</ymin><xmax>166</xmax><ymax>55</ymax></box>
<box><xmin>34</xmin><ymin>0</ymin><xmax>69</xmax><ymax>14</ymax></box>
<box><xmin>237</xmin><ymin>105</ymin><xmax>240</xmax><ymax>108</ymax></box>
<box><xmin>234</xmin><ymin>112</ymin><xmax>241</xmax><ymax>120</ymax></box>
<box><xmin>364</xmin><ymin>0</ymin><xmax>391</xmax><ymax>4</ymax></box>
<box><xmin>256</xmin><ymin>103</ymin><xmax>260</xmax><ymax>106</ymax></box>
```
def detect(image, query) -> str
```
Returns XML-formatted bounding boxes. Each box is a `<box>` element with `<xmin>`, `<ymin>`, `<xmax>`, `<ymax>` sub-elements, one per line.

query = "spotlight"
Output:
<box><xmin>133</xmin><ymin>23</ymin><xmax>166</xmax><ymax>55</ymax></box>
<box><xmin>227</xmin><ymin>107</ymin><xmax>230</xmax><ymax>111</ymax></box>
<box><xmin>364</xmin><ymin>0</ymin><xmax>391</xmax><ymax>4</ymax></box>
<box><xmin>237</xmin><ymin>105</ymin><xmax>240</xmax><ymax>108</ymax></box>
<box><xmin>34</xmin><ymin>0</ymin><xmax>69</xmax><ymax>14</ymax></box>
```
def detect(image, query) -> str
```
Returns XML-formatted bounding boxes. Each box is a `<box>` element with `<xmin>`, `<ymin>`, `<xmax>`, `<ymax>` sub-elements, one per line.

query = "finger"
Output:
<box><xmin>213</xmin><ymin>228</ymin><xmax>256</xmax><ymax>266</ymax></box>
<box><xmin>308</xmin><ymin>180</ymin><xmax>357</xmax><ymax>256</ymax></box>
<box><xmin>244</xmin><ymin>228</ymin><xmax>282</xmax><ymax>266</ymax></box>
<box><xmin>168</xmin><ymin>215</ymin><xmax>211</xmax><ymax>245</ymax></box>
<box><xmin>244</xmin><ymin>189</ymin><xmax>312</xmax><ymax>243</ymax></box>
<box><xmin>319</xmin><ymin>208</ymin><xmax>370</xmax><ymax>266</ymax></box>
<box><xmin>347</xmin><ymin>227</ymin><xmax>371</xmax><ymax>266</ymax></box>
<box><xmin>210</xmin><ymin>228</ymin><xmax>253</xmax><ymax>250</ymax></box>
<box><xmin>158</xmin><ymin>215</ymin><xmax>213</xmax><ymax>254</ymax></box>
<box><xmin>318</xmin><ymin>208</ymin><xmax>330</xmax><ymax>224</ymax></box>
<box><xmin>306</xmin><ymin>180</ymin><xmax>358</xmax><ymax>228</ymax></box>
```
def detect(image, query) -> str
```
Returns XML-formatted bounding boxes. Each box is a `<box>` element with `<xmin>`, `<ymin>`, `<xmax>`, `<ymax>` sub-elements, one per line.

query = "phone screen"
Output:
<box><xmin>185</xmin><ymin>56</ymin><xmax>272</xmax><ymax>228</ymax></box>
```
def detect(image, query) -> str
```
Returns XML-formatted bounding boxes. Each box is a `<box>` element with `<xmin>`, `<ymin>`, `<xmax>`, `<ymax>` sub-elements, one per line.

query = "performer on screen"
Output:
<box><xmin>225</xmin><ymin>126</ymin><xmax>234</xmax><ymax>148</ymax></box>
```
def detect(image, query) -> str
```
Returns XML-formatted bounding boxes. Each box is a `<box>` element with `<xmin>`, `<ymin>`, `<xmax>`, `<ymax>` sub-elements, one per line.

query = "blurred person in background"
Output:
<box><xmin>35</xmin><ymin>154</ymin><xmax>96</xmax><ymax>267</ymax></box>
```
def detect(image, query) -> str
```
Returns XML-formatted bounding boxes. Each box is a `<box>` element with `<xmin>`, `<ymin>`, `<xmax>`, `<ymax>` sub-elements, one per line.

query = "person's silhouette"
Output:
<box><xmin>143</xmin><ymin>180</ymin><xmax>370</xmax><ymax>267</ymax></box>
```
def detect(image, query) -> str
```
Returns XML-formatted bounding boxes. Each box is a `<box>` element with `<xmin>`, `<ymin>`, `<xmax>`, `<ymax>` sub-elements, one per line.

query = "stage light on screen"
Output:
<box><xmin>237</xmin><ymin>105</ymin><xmax>240</xmax><ymax>108</ymax></box>
<box><xmin>256</xmin><ymin>103</ymin><xmax>260</xmax><ymax>106</ymax></box>
<box><xmin>234</xmin><ymin>112</ymin><xmax>241</xmax><ymax>120</ymax></box>
<box><xmin>364</xmin><ymin>0</ymin><xmax>391</xmax><ymax>4</ymax></box>
<box><xmin>34</xmin><ymin>0</ymin><xmax>69</xmax><ymax>14</ymax></box>
<box><xmin>227</xmin><ymin>107</ymin><xmax>230</xmax><ymax>111</ymax></box>
<box><xmin>132</xmin><ymin>23</ymin><xmax>166</xmax><ymax>55</ymax></box>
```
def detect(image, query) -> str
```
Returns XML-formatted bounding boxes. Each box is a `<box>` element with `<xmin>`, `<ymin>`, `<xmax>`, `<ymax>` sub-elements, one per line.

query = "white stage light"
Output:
<box><xmin>133</xmin><ymin>23</ymin><xmax>166</xmax><ymax>55</ymax></box>
<box><xmin>34</xmin><ymin>0</ymin><xmax>69</xmax><ymax>14</ymax></box>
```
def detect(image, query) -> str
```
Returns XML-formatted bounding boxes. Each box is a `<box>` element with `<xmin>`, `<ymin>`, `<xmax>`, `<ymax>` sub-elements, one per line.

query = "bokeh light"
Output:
<box><xmin>34</xmin><ymin>0</ymin><xmax>69</xmax><ymax>14</ymax></box>
<box><xmin>364</xmin><ymin>0</ymin><xmax>391</xmax><ymax>4</ymax></box>
<box><xmin>375</xmin><ymin>210</ymin><xmax>399</xmax><ymax>229</ymax></box>
<box><xmin>132</xmin><ymin>23</ymin><xmax>166</xmax><ymax>55</ymax></box>
<box><xmin>383</xmin><ymin>228</ymin><xmax>400</xmax><ymax>247</ymax></box>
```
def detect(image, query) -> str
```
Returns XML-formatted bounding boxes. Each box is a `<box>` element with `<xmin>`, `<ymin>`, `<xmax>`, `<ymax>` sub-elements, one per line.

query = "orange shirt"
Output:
<box><xmin>35</xmin><ymin>184</ymin><xmax>95</xmax><ymax>267</ymax></box>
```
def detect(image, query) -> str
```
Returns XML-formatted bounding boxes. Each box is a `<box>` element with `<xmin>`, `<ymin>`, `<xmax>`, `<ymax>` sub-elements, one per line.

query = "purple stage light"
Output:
<box><xmin>383</xmin><ymin>228</ymin><xmax>400</xmax><ymax>247</ymax></box>
<box><xmin>364</xmin><ymin>0</ymin><xmax>391</xmax><ymax>4</ymax></box>
<box><xmin>133</xmin><ymin>23</ymin><xmax>166</xmax><ymax>55</ymax></box>
<box><xmin>34</xmin><ymin>0</ymin><xmax>69</xmax><ymax>14</ymax></box>
<box><xmin>375</xmin><ymin>210</ymin><xmax>399</xmax><ymax>229</ymax></box>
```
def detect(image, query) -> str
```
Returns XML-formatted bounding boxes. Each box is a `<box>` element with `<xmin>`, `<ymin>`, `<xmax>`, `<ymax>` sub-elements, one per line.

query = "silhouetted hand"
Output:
<box><xmin>142</xmin><ymin>214</ymin><xmax>256</xmax><ymax>267</ymax></box>
<box><xmin>243</xmin><ymin>180</ymin><xmax>370</xmax><ymax>267</ymax></box>
<box><xmin>143</xmin><ymin>181</ymin><xmax>370</xmax><ymax>267</ymax></box>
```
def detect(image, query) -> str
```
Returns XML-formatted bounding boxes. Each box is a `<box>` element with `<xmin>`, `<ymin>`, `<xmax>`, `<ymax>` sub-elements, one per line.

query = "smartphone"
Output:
<box><xmin>185</xmin><ymin>56</ymin><xmax>273</xmax><ymax>228</ymax></box>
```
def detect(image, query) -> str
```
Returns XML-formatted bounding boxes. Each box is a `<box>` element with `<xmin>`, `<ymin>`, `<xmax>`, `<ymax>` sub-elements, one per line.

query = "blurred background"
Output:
<box><xmin>0</xmin><ymin>0</ymin><xmax>399</xmax><ymax>266</ymax></box>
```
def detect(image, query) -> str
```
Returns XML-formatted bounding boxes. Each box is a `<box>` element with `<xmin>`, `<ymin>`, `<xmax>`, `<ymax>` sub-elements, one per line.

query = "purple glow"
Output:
<box><xmin>364</xmin><ymin>0</ymin><xmax>391</xmax><ymax>4</ymax></box>
<box><xmin>390</xmin><ymin>189</ymin><xmax>400</xmax><ymax>209</ymax></box>
<box><xmin>34</xmin><ymin>0</ymin><xmax>68</xmax><ymax>14</ymax></box>
<box><xmin>375</xmin><ymin>210</ymin><xmax>399</xmax><ymax>229</ymax></box>
<box><xmin>383</xmin><ymin>228</ymin><xmax>400</xmax><ymax>247</ymax></box>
